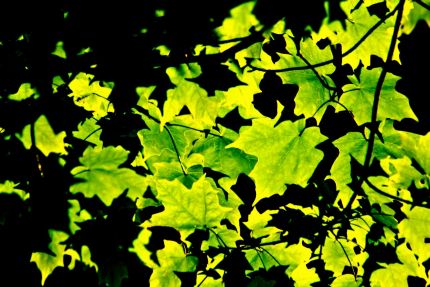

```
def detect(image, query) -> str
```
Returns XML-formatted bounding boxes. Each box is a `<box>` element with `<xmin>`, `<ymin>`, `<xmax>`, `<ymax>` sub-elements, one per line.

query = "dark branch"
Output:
<box><xmin>247</xmin><ymin>7</ymin><xmax>398</xmax><ymax>73</ymax></box>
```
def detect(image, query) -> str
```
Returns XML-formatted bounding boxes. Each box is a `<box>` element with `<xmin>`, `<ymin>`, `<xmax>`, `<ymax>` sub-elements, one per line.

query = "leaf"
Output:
<box><xmin>404</xmin><ymin>132</ymin><xmax>430</xmax><ymax>175</ymax></box>
<box><xmin>68</xmin><ymin>199</ymin><xmax>92</xmax><ymax>234</ymax></box>
<box><xmin>398</xmin><ymin>206</ymin><xmax>430</xmax><ymax>262</ymax></box>
<box><xmin>192</xmin><ymin>135</ymin><xmax>257</xmax><ymax>178</ymax></box>
<box><xmin>331</xmin><ymin>274</ymin><xmax>362</xmax><ymax>287</ymax></box>
<box><xmin>215</xmin><ymin>106</ymin><xmax>252</xmax><ymax>133</ymax></box>
<box><xmin>150</xmin><ymin>176</ymin><xmax>231</xmax><ymax>233</ymax></box>
<box><xmin>8</xmin><ymin>83</ymin><xmax>38</xmax><ymax>101</ymax></box>
<box><xmin>254</xmin><ymin>35</ymin><xmax>335</xmax><ymax>121</ymax></box>
<box><xmin>163</xmin><ymin>64</ymin><xmax>222</xmax><ymax>128</ymax></box>
<box><xmin>17</xmin><ymin>114</ymin><xmax>67</xmax><ymax>156</ymax></box>
<box><xmin>401</xmin><ymin>0</ymin><xmax>430</xmax><ymax>34</ymax></box>
<box><xmin>149</xmin><ymin>241</ymin><xmax>198</xmax><ymax>287</ymax></box>
<box><xmin>370</xmin><ymin>263</ymin><xmax>411</xmax><ymax>287</ymax></box>
<box><xmin>215</xmin><ymin>1</ymin><xmax>260</xmax><ymax>40</ymax></box>
<box><xmin>229</xmin><ymin>118</ymin><xmax>326</xmax><ymax>201</ymax></box>
<box><xmin>244</xmin><ymin>209</ymin><xmax>282</xmax><ymax>243</ymax></box>
<box><xmin>341</xmin><ymin>68</ymin><xmax>417</xmax><ymax>125</ymax></box>
<box><xmin>70</xmin><ymin>146</ymin><xmax>147</xmax><ymax>206</ymax></box>
<box><xmin>317</xmin><ymin>1</ymin><xmax>399</xmax><ymax>68</ymax></box>
<box><xmin>368</xmin><ymin>244</ymin><xmax>430</xmax><ymax>287</ymax></box>
<box><xmin>322</xmin><ymin>233</ymin><xmax>368</xmax><ymax>277</ymax></box>
<box><xmin>30</xmin><ymin>230</ymin><xmax>80</xmax><ymax>285</ymax></box>
<box><xmin>0</xmin><ymin>180</ymin><xmax>27</xmax><ymax>199</ymax></box>
<box><xmin>68</xmin><ymin>72</ymin><xmax>114</xmax><ymax>118</ymax></box>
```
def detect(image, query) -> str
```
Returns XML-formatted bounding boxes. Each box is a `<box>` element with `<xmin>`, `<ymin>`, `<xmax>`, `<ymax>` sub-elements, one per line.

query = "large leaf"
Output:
<box><xmin>229</xmin><ymin>118</ymin><xmax>326</xmax><ymax>201</ymax></box>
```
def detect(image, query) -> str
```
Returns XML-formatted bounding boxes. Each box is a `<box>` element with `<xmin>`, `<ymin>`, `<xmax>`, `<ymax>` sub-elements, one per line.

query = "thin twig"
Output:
<box><xmin>414</xmin><ymin>0</ymin><xmax>430</xmax><ymax>10</ymax></box>
<box><xmin>247</xmin><ymin>7</ymin><xmax>398</xmax><ymax>73</ymax></box>
<box><xmin>329</xmin><ymin>230</ymin><xmax>357</xmax><ymax>280</ymax></box>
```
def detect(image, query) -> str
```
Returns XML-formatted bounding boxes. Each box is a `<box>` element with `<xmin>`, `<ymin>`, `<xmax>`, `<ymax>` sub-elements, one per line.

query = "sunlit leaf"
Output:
<box><xmin>229</xmin><ymin>118</ymin><xmax>326</xmax><ymax>201</ymax></box>
<box><xmin>17</xmin><ymin>114</ymin><xmax>67</xmax><ymax>156</ymax></box>
<box><xmin>70</xmin><ymin>146</ymin><xmax>147</xmax><ymax>205</ymax></box>
<box><xmin>150</xmin><ymin>176</ymin><xmax>231</xmax><ymax>234</ymax></box>
<box><xmin>341</xmin><ymin>68</ymin><xmax>417</xmax><ymax>125</ymax></box>
<box><xmin>30</xmin><ymin>230</ymin><xmax>80</xmax><ymax>285</ymax></box>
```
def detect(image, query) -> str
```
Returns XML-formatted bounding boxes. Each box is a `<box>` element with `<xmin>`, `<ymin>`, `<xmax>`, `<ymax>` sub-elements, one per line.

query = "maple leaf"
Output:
<box><xmin>70</xmin><ymin>146</ymin><xmax>147</xmax><ymax>206</ymax></box>
<box><xmin>229</xmin><ymin>118</ymin><xmax>327</xmax><ymax>201</ymax></box>
<box><xmin>150</xmin><ymin>176</ymin><xmax>231</xmax><ymax>233</ymax></box>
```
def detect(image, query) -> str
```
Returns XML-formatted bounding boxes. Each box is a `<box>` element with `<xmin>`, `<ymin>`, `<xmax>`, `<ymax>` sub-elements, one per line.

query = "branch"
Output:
<box><xmin>296</xmin><ymin>49</ymin><xmax>336</xmax><ymax>91</ymax></box>
<box><xmin>247</xmin><ymin>7</ymin><xmax>398</xmax><ymax>73</ymax></box>
<box><xmin>414</xmin><ymin>0</ymin><xmax>430</xmax><ymax>10</ymax></box>
<box><xmin>161</xmin><ymin>30</ymin><xmax>265</xmax><ymax>66</ymax></box>
<box><xmin>343</xmin><ymin>0</ymin><xmax>406</xmax><ymax>213</ymax></box>
<box><xmin>364</xmin><ymin>178</ymin><xmax>429</xmax><ymax>208</ymax></box>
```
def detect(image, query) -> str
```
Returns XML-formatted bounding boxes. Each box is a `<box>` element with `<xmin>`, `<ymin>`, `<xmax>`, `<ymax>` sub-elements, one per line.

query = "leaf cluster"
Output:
<box><xmin>1</xmin><ymin>0</ymin><xmax>430</xmax><ymax>286</ymax></box>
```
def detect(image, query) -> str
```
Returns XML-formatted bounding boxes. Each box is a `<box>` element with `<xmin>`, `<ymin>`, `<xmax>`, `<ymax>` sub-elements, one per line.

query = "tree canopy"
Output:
<box><xmin>1</xmin><ymin>0</ymin><xmax>430</xmax><ymax>286</ymax></box>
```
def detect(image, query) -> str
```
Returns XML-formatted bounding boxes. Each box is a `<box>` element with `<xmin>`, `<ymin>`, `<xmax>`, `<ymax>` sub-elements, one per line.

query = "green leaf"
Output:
<box><xmin>331</xmin><ymin>274</ymin><xmax>362</xmax><ymax>287</ymax></box>
<box><xmin>398</xmin><ymin>206</ymin><xmax>430</xmax><ymax>262</ymax></box>
<box><xmin>254</xmin><ymin>36</ymin><xmax>335</xmax><ymax>121</ymax></box>
<box><xmin>243</xmin><ymin>209</ymin><xmax>282</xmax><ymax>243</ymax></box>
<box><xmin>317</xmin><ymin>1</ymin><xmax>399</xmax><ymax>68</ymax></box>
<box><xmin>17</xmin><ymin>115</ymin><xmax>67</xmax><ymax>156</ymax></box>
<box><xmin>150</xmin><ymin>176</ymin><xmax>231</xmax><ymax>233</ymax></box>
<box><xmin>52</xmin><ymin>41</ymin><xmax>67</xmax><ymax>59</ymax></box>
<box><xmin>8</xmin><ymin>83</ymin><xmax>38</xmax><ymax>101</ymax></box>
<box><xmin>341</xmin><ymin>68</ymin><xmax>417</xmax><ymax>125</ymax></box>
<box><xmin>150</xmin><ymin>241</ymin><xmax>198</xmax><ymax>287</ymax></box>
<box><xmin>68</xmin><ymin>72</ymin><xmax>114</xmax><ymax>118</ymax></box>
<box><xmin>192</xmin><ymin>135</ymin><xmax>257</xmax><ymax>178</ymax></box>
<box><xmin>0</xmin><ymin>180</ymin><xmax>27</xmax><ymax>199</ymax></box>
<box><xmin>322</xmin><ymin>236</ymin><xmax>367</xmax><ymax>277</ymax></box>
<box><xmin>215</xmin><ymin>1</ymin><xmax>260</xmax><ymax>40</ymax></box>
<box><xmin>229</xmin><ymin>118</ymin><xmax>326</xmax><ymax>201</ymax></box>
<box><xmin>70</xmin><ymin>146</ymin><xmax>147</xmax><ymax>205</ymax></box>
<box><xmin>72</xmin><ymin>117</ymin><xmax>103</xmax><ymax>146</ymax></box>
<box><xmin>379</xmin><ymin>156</ymin><xmax>424</xmax><ymax>189</ymax></box>
<box><xmin>404</xmin><ymin>132</ymin><xmax>430</xmax><ymax>175</ymax></box>
<box><xmin>368</xmin><ymin>243</ymin><xmax>430</xmax><ymax>287</ymax></box>
<box><xmin>138</xmin><ymin>119</ymin><xmax>202</xmax><ymax>172</ymax></box>
<box><xmin>163</xmin><ymin>64</ymin><xmax>222</xmax><ymax>128</ymax></box>
<box><xmin>402</xmin><ymin>0</ymin><xmax>430</xmax><ymax>34</ymax></box>
<box><xmin>68</xmin><ymin>199</ymin><xmax>92</xmax><ymax>234</ymax></box>
<box><xmin>30</xmin><ymin>230</ymin><xmax>80</xmax><ymax>285</ymax></box>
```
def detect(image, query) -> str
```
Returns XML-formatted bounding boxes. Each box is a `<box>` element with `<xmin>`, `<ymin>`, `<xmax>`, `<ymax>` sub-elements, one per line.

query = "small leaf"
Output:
<box><xmin>17</xmin><ymin>115</ymin><xmax>67</xmax><ymax>156</ymax></box>
<box><xmin>8</xmin><ymin>83</ymin><xmax>38</xmax><ymax>101</ymax></box>
<box><xmin>31</xmin><ymin>230</ymin><xmax>80</xmax><ymax>285</ymax></box>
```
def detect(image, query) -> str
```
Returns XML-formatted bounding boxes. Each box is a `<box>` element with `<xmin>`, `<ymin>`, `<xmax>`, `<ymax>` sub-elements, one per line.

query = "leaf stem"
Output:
<box><xmin>164</xmin><ymin>125</ymin><xmax>187</xmax><ymax>175</ymax></box>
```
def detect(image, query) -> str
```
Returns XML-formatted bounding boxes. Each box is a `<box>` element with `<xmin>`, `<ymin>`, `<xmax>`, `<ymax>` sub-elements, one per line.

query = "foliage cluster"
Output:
<box><xmin>1</xmin><ymin>0</ymin><xmax>430</xmax><ymax>286</ymax></box>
